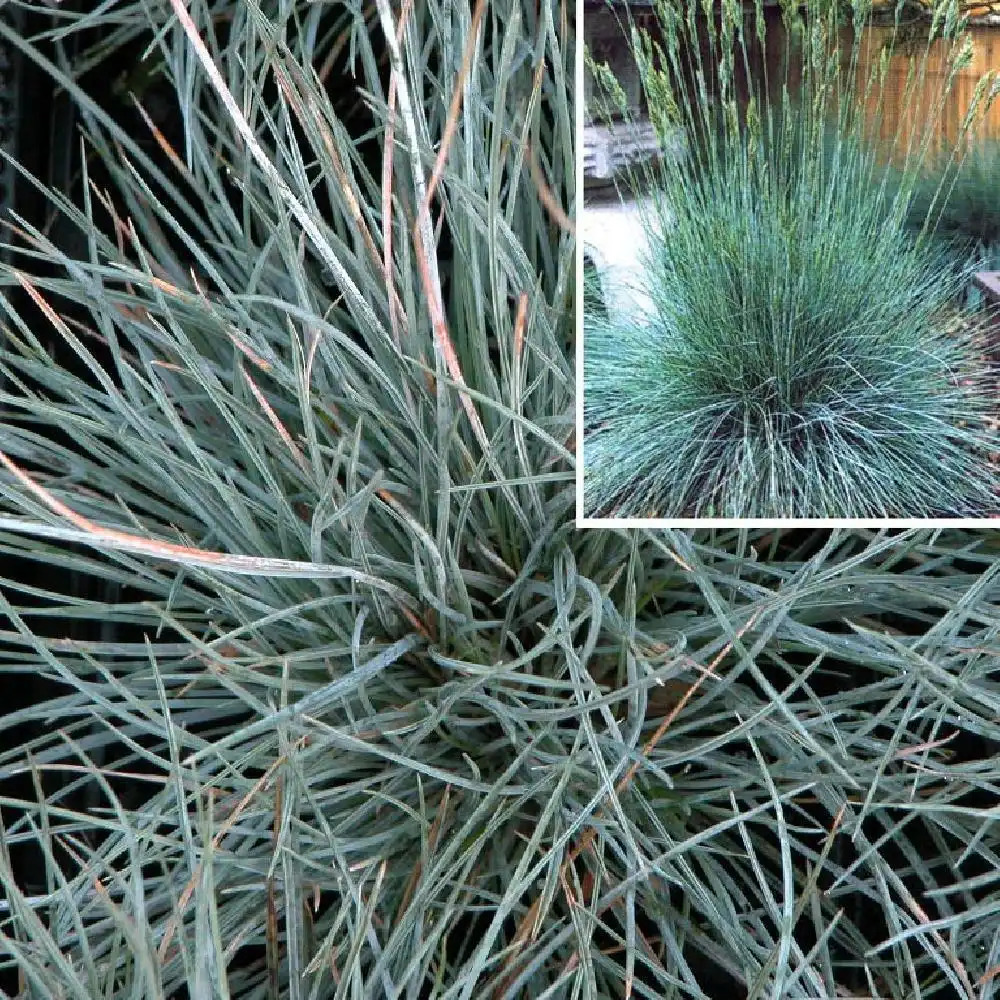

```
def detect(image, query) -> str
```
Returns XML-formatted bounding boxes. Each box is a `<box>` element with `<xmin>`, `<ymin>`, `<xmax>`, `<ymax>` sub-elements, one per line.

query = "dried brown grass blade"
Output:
<box><xmin>528</xmin><ymin>139</ymin><xmax>575</xmax><ymax>236</ymax></box>
<box><xmin>421</xmin><ymin>0</ymin><xmax>488</xmax><ymax>210</ymax></box>
<box><xmin>242</xmin><ymin>365</ymin><xmax>307</xmax><ymax>470</ymax></box>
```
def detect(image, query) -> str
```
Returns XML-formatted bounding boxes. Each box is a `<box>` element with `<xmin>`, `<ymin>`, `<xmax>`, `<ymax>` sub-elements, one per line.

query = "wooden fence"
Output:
<box><xmin>654</xmin><ymin>12</ymin><xmax>1000</xmax><ymax>155</ymax></box>
<box><xmin>684</xmin><ymin>13</ymin><xmax>1000</xmax><ymax>157</ymax></box>
<box><xmin>846</xmin><ymin>24</ymin><xmax>1000</xmax><ymax>158</ymax></box>
<box><xmin>582</xmin><ymin>5</ymin><xmax>1000</xmax><ymax>167</ymax></box>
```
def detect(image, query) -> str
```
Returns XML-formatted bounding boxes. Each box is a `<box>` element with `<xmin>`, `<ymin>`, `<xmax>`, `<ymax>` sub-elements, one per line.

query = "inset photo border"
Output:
<box><xmin>575</xmin><ymin>0</ymin><xmax>1000</xmax><ymax>529</ymax></box>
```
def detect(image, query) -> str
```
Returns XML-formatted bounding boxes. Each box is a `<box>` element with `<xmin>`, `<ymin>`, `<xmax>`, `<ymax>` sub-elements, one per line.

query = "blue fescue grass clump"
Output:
<box><xmin>584</xmin><ymin>125</ymin><xmax>1000</xmax><ymax>519</ymax></box>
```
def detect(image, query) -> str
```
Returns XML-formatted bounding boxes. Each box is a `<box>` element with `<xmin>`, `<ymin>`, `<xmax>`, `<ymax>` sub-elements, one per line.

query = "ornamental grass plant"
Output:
<box><xmin>582</xmin><ymin>0</ymin><xmax>1000</xmax><ymax>520</ymax></box>
<box><xmin>2</xmin><ymin>2</ymin><xmax>1000</xmax><ymax>1000</ymax></box>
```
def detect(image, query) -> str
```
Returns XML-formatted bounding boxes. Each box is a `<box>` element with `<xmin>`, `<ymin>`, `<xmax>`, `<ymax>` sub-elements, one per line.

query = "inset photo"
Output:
<box><xmin>579</xmin><ymin>0</ymin><xmax>1000</xmax><ymax>523</ymax></box>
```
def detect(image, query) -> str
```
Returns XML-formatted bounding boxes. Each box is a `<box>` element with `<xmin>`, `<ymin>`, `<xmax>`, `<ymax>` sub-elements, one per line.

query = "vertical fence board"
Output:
<box><xmin>848</xmin><ymin>24</ymin><xmax>1000</xmax><ymax>158</ymax></box>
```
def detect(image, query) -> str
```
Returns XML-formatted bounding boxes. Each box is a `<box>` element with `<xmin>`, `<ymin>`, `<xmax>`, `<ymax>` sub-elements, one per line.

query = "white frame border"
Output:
<box><xmin>572</xmin><ymin>0</ymin><xmax>999</xmax><ymax>532</ymax></box>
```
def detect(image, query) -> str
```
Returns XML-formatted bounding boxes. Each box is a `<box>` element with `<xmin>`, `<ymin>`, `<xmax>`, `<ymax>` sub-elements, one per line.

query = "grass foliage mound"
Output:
<box><xmin>584</xmin><ymin>134</ymin><xmax>996</xmax><ymax>518</ymax></box>
<box><xmin>583</xmin><ymin>0</ymin><xmax>1000</xmax><ymax>519</ymax></box>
